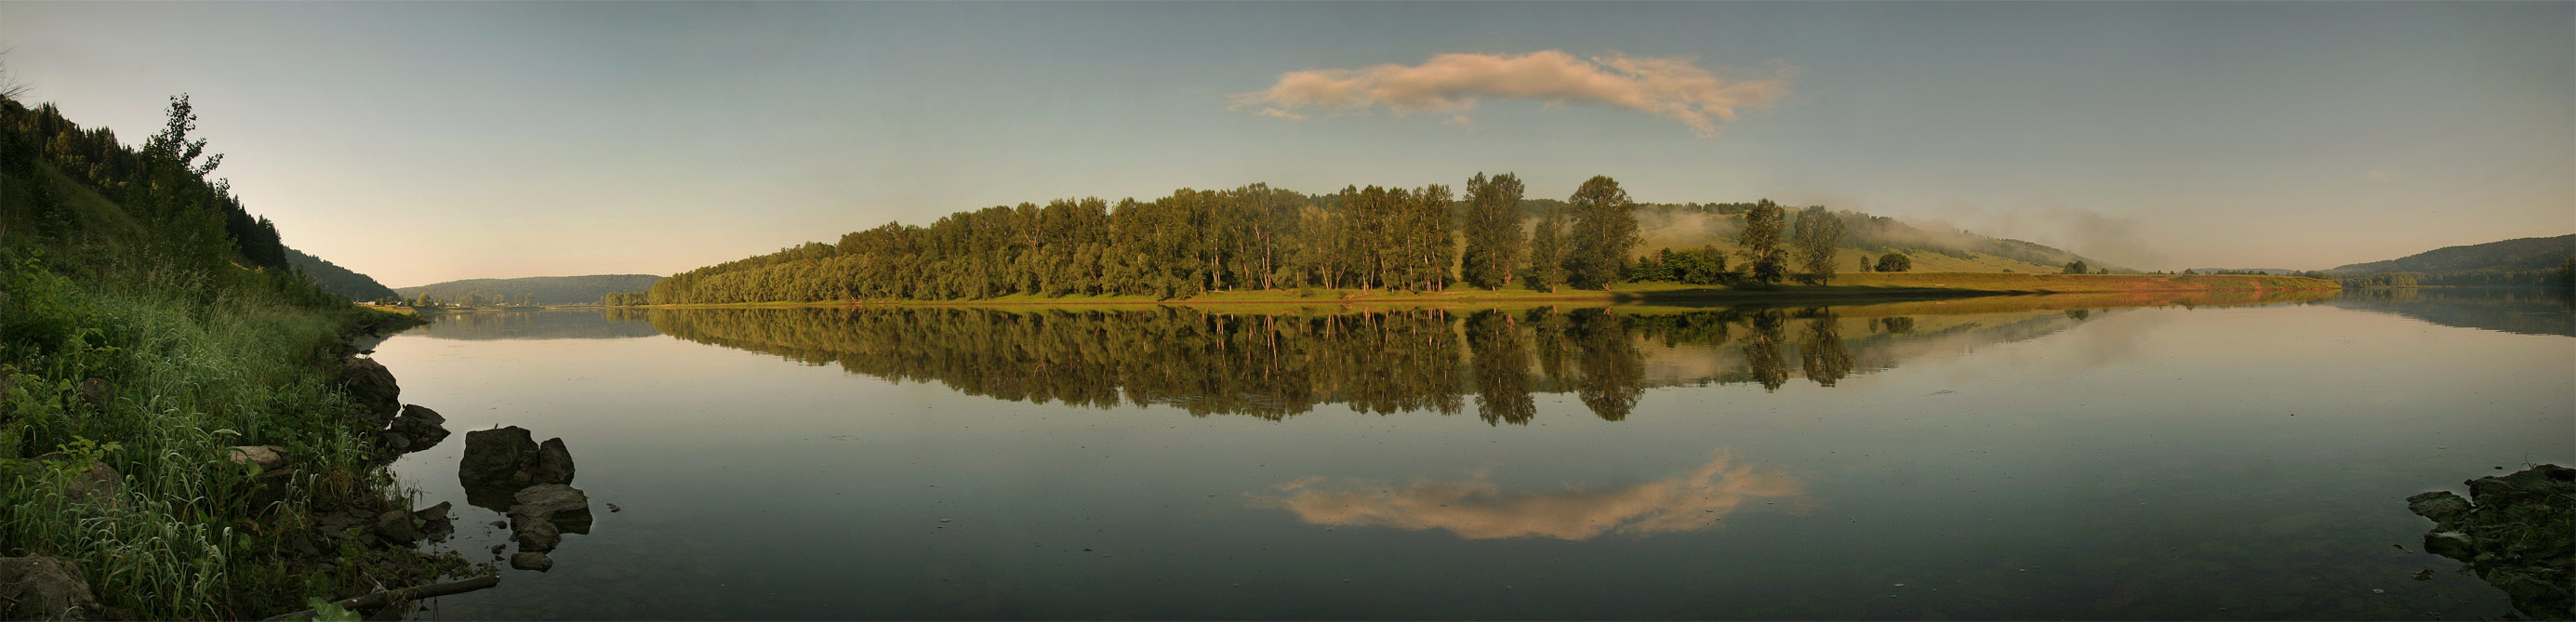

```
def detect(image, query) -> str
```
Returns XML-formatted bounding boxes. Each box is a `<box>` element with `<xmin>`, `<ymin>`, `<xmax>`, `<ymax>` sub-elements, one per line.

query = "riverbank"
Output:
<box><xmin>0</xmin><ymin>252</ymin><xmax>474</xmax><ymax>619</ymax></box>
<box><xmin>619</xmin><ymin>272</ymin><xmax>2338</xmax><ymax>310</ymax></box>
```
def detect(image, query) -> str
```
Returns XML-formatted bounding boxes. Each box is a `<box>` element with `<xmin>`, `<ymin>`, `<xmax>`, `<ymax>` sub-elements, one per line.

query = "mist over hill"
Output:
<box><xmin>397</xmin><ymin>274</ymin><xmax>663</xmax><ymax>306</ymax></box>
<box><xmin>1590</xmin><ymin>200</ymin><xmax>2122</xmax><ymax>273</ymax></box>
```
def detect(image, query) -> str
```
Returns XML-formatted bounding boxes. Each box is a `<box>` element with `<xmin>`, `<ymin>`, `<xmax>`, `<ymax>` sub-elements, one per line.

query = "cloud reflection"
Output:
<box><xmin>1251</xmin><ymin>450</ymin><xmax>1810</xmax><ymax>540</ymax></box>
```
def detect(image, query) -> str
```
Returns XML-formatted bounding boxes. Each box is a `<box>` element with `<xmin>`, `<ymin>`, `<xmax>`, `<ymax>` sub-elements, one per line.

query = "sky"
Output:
<box><xmin>4</xmin><ymin>2</ymin><xmax>2569</xmax><ymax>286</ymax></box>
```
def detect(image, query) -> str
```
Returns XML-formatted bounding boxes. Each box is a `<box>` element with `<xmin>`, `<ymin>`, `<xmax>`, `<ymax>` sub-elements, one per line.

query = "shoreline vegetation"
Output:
<box><xmin>617</xmin><ymin>272</ymin><xmax>2339</xmax><ymax>310</ymax></box>
<box><xmin>5</xmin><ymin>95</ymin><xmax>478</xmax><ymax>619</ymax></box>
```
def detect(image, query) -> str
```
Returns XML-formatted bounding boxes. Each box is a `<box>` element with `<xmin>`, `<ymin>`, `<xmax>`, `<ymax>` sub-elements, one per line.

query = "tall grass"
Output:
<box><xmin>2</xmin><ymin>252</ymin><xmax>401</xmax><ymax>618</ymax></box>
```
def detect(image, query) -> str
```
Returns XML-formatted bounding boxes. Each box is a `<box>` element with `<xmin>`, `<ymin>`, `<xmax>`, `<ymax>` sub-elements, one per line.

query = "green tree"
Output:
<box><xmin>1790</xmin><ymin>206</ymin><xmax>1844</xmax><ymax>285</ymax></box>
<box><xmin>1562</xmin><ymin>176</ymin><xmax>1639</xmax><ymax>291</ymax></box>
<box><xmin>1525</xmin><ymin>203</ymin><xmax>1566</xmax><ymax>292</ymax></box>
<box><xmin>1739</xmin><ymin>200</ymin><xmax>1787</xmax><ymax>286</ymax></box>
<box><xmin>1875</xmin><ymin>253</ymin><xmax>1912</xmax><ymax>272</ymax></box>
<box><xmin>1459</xmin><ymin>172</ymin><xmax>1527</xmax><ymax>289</ymax></box>
<box><xmin>2063</xmin><ymin>259</ymin><xmax>2091</xmax><ymax>274</ymax></box>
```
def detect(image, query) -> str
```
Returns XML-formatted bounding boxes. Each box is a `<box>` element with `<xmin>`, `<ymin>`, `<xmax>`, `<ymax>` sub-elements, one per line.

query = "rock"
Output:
<box><xmin>531</xmin><ymin>438</ymin><xmax>576</xmax><ymax>485</ymax></box>
<box><xmin>337</xmin><ymin>357</ymin><xmax>402</xmax><ymax>426</ymax></box>
<box><xmin>224</xmin><ymin>445</ymin><xmax>292</xmax><ymax>473</ymax></box>
<box><xmin>27</xmin><ymin>453</ymin><xmax>123</xmax><ymax>512</ymax></box>
<box><xmin>508</xmin><ymin>484</ymin><xmax>592</xmax><ymax>534</ymax></box>
<box><xmin>414</xmin><ymin>501</ymin><xmax>454</xmax><ymax>542</ymax></box>
<box><xmin>458</xmin><ymin>428</ymin><xmax>579</xmax><ymax>510</ymax></box>
<box><xmin>458</xmin><ymin>427</ymin><xmax>539</xmax><ymax>487</ymax></box>
<box><xmin>510</xmin><ymin>552</ymin><xmax>552</xmax><ymax>572</ymax></box>
<box><xmin>380</xmin><ymin>404</ymin><xmax>450</xmax><ymax>454</ymax></box>
<box><xmin>2406</xmin><ymin>491</ymin><xmax>2472</xmax><ymax>529</ymax></box>
<box><xmin>221</xmin><ymin>446</ymin><xmax>295</xmax><ymax>510</ymax></box>
<box><xmin>375</xmin><ymin>510</ymin><xmax>420</xmax><ymax>545</ymax></box>
<box><xmin>414</xmin><ymin>501</ymin><xmax>451</xmax><ymax>523</ymax></box>
<box><xmin>2466</xmin><ymin>464</ymin><xmax>2574</xmax><ymax>515</ymax></box>
<box><xmin>2403</xmin><ymin>464</ymin><xmax>2574</xmax><ymax>620</ymax></box>
<box><xmin>73</xmin><ymin>378</ymin><xmax>110</xmax><ymax>414</ymax></box>
<box><xmin>513</xmin><ymin>521</ymin><xmax>560</xmax><ymax>553</ymax></box>
<box><xmin>0</xmin><ymin>556</ymin><xmax>114</xmax><ymax>621</ymax></box>
<box><xmin>2423</xmin><ymin>531</ymin><xmax>2476</xmax><ymax>562</ymax></box>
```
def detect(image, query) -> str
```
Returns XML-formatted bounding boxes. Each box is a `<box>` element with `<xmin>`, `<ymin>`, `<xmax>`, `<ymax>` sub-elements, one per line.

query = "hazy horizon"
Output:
<box><xmin>5</xmin><ymin>2</ymin><xmax>2569</xmax><ymax>287</ymax></box>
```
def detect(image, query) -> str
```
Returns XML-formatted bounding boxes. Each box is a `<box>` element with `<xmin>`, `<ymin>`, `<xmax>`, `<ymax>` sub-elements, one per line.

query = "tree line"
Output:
<box><xmin>648</xmin><ymin>176</ymin><xmax>1911</xmax><ymax>304</ymax></box>
<box><xmin>649</xmin><ymin>175</ymin><xmax>1648</xmax><ymax>304</ymax></box>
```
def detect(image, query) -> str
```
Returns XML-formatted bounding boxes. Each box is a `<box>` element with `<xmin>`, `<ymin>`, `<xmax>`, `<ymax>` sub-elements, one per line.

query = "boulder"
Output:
<box><xmin>512</xmin><ymin>521</ymin><xmax>560</xmax><ymax>553</ymax></box>
<box><xmin>2403</xmin><ymin>464</ymin><xmax>2573</xmax><ymax>620</ymax></box>
<box><xmin>224</xmin><ymin>446</ymin><xmax>296</xmax><ymax>510</ymax></box>
<box><xmin>375</xmin><ymin>510</ymin><xmax>420</xmax><ymax>545</ymax></box>
<box><xmin>27</xmin><ymin>453</ymin><xmax>123</xmax><ymax>512</ymax></box>
<box><xmin>531</xmin><ymin>438</ymin><xmax>576</xmax><ymax>485</ymax></box>
<box><xmin>414</xmin><ymin>501</ymin><xmax>451</xmax><ymax>523</ymax></box>
<box><xmin>413</xmin><ymin>501</ymin><xmax>454</xmax><ymax>543</ymax></box>
<box><xmin>458</xmin><ymin>427</ymin><xmax>539</xmax><ymax>487</ymax></box>
<box><xmin>2406</xmin><ymin>490</ymin><xmax>2472</xmax><ymax>529</ymax></box>
<box><xmin>458</xmin><ymin>427</ymin><xmax>578</xmax><ymax>510</ymax></box>
<box><xmin>2423</xmin><ymin>530</ymin><xmax>2476</xmax><ymax>562</ymax></box>
<box><xmin>0</xmin><ymin>556</ymin><xmax>115</xmax><ymax>621</ymax></box>
<box><xmin>337</xmin><ymin>357</ymin><xmax>402</xmax><ymax>426</ymax></box>
<box><xmin>508</xmin><ymin>484</ymin><xmax>592</xmax><ymax>535</ymax></box>
<box><xmin>380</xmin><ymin>404</ymin><xmax>450</xmax><ymax>454</ymax></box>
<box><xmin>509</xmin><ymin>552</ymin><xmax>552</xmax><ymax>572</ymax></box>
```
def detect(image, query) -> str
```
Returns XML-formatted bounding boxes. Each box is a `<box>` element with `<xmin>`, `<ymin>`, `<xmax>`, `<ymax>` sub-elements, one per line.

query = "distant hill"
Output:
<box><xmin>286</xmin><ymin>247</ymin><xmax>398</xmax><ymax>301</ymax></box>
<box><xmin>397</xmin><ymin>274</ymin><xmax>663</xmax><ymax>306</ymax></box>
<box><xmin>2331</xmin><ymin>234</ymin><xmax>2575</xmax><ymax>274</ymax></box>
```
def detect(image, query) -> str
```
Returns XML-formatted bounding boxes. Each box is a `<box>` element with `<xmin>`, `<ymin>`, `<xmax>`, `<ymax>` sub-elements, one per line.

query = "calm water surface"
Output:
<box><xmin>377</xmin><ymin>289</ymin><xmax>2574</xmax><ymax>620</ymax></box>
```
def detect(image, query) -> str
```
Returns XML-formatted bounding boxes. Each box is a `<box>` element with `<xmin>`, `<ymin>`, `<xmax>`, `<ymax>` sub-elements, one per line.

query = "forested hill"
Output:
<box><xmin>396</xmin><ymin>274</ymin><xmax>663</xmax><ymax>306</ymax></box>
<box><xmin>286</xmin><ymin>246</ymin><xmax>398</xmax><ymax>301</ymax></box>
<box><xmin>648</xmin><ymin>176</ymin><xmax>2121</xmax><ymax>305</ymax></box>
<box><xmin>2330</xmin><ymin>234</ymin><xmax>2575</xmax><ymax>276</ymax></box>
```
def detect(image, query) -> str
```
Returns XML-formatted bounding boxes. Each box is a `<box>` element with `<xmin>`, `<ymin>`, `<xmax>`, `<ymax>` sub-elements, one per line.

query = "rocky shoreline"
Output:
<box><xmin>0</xmin><ymin>319</ymin><xmax>515</xmax><ymax>621</ymax></box>
<box><xmin>2407</xmin><ymin>464</ymin><xmax>2575</xmax><ymax>620</ymax></box>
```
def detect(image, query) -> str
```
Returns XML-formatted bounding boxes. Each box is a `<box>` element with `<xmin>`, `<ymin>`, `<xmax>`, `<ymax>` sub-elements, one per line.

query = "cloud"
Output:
<box><xmin>1231</xmin><ymin>51</ymin><xmax>1792</xmax><ymax>138</ymax></box>
<box><xmin>1248</xmin><ymin>450</ymin><xmax>1811</xmax><ymax>540</ymax></box>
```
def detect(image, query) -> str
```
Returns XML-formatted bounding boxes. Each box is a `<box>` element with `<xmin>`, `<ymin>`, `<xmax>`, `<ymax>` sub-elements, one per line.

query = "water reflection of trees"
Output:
<box><xmin>415</xmin><ymin>310</ymin><xmax>665</xmax><ymax>340</ymax></box>
<box><xmin>643</xmin><ymin>305</ymin><xmax>2067</xmax><ymax>422</ymax></box>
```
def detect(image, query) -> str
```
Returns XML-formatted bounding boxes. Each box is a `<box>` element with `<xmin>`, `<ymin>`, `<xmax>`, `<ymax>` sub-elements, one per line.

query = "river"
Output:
<box><xmin>375</xmin><ymin>288</ymin><xmax>2574</xmax><ymax>619</ymax></box>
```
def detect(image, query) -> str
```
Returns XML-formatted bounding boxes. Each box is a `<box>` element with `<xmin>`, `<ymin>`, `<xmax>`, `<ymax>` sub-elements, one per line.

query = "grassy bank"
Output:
<box><xmin>1</xmin><ymin>250</ymin><xmax>433</xmax><ymax>617</ymax></box>
<box><xmin>5</xmin><ymin>95</ymin><xmax>452</xmax><ymax>618</ymax></box>
<box><xmin>624</xmin><ymin>272</ymin><xmax>2336</xmax><ymax>310</ymax></box>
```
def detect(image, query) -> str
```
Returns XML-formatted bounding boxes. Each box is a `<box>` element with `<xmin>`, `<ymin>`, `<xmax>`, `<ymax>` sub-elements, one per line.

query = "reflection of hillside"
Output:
<box><xmin>642</xmin><ymin>300</ymin><xmax>2142</xmax><ymax>422</ymax></box>
<box><xmin>2325</xmin><ymin>287</ymin><xmax>2575</xmax><ymax>337</ymax></box>
<box><xmin>414</xmin><ymin>310</ymin><xmax>663</xmax><ymax>340</ymax></box>
<box><xmin>1250</xmin><ymin>450</ymin><xmax>1810</xmax><ymax>540</ymax></box>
